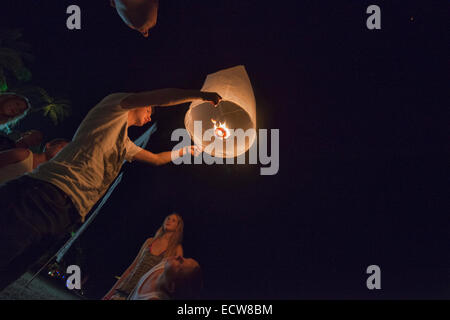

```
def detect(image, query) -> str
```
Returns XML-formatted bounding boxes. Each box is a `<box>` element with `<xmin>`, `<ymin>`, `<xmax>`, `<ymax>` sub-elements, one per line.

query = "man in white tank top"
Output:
<box><xmin>128</xmin><ymin>256</ymin><xmax>202</xmax><ymax>300</ymax></box>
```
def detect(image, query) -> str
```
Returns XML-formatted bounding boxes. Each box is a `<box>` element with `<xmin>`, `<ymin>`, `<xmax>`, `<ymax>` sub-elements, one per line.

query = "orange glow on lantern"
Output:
<box><xmin>211</xmin><ymin>118</ymin><xmax>231</xmax><ymax>139</ymax></box>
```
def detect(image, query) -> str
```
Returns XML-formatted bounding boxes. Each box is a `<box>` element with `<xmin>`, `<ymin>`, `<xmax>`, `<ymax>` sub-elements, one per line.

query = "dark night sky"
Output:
<box><xmin>1</xmin><ymin>1</ymin><xmax>448</xmax><ymax>299</ymax></box>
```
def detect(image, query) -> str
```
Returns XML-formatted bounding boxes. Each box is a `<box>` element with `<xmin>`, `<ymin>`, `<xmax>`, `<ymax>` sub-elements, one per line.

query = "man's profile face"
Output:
<box><xmin>134</xmin><ymin>106</ymin><xmax>152</xmax><ymax>126</ymax></box>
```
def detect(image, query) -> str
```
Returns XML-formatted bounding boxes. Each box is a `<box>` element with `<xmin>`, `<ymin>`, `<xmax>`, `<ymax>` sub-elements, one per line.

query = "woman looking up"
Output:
<box><xmin>103</xmin><ymin>213</ymin><xmax>184</xmax><ymax>300</ymax></box>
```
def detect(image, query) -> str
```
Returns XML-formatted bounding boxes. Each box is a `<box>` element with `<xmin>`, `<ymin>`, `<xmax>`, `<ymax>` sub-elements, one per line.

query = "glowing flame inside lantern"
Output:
<box><xmin>211</xmin><ymin>118</ymin><xmax>231</xmax><ymax>139</ymax></box>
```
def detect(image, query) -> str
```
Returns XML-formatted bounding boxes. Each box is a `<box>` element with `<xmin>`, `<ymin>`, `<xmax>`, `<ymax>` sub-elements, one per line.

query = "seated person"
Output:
<box><xmin>0</xmin><ymin>130</ymin><xmax>44</xmax><ymax>152</ymax></box>
<box><xmin>103</xmin><ymin>213</ymin><xmax>184</xmax><ymax>300</ymax></box>
<box><xmin>128</xmin><ymin>256</ymin><xmax>202</xmax><ymax>300</ymax></box>
<box><xmin>0</xmin><ymin>93</ymin><xmax>31</xmax><ymax>133</ymax></box>
<box><xmin>0</xmin><ymin>138</ymin><xmax>68</xmax><ymax>184</ymax></box>
<box><xmin>14</xmin><ymin>130</ymin><xmax>44</xmax><ymax>149</ymax></box>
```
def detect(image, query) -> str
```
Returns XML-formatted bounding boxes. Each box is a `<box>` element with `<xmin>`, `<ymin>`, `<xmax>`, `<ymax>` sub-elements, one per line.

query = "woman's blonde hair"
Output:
<box><xmin>152</xmin><ymin>213</ymin><xmax>184</xmax><ymax>258</ymax></box>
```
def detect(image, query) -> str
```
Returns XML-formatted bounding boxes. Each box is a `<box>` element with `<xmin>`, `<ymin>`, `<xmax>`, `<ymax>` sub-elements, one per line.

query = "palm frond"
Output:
<box><xmin>14</xmin><ymin>86</ymin><xmax>71</xmax><ymax>125</ymax></box>
<box><xmin>0</xmin><ymin>29</ymin><xmax>72</xmax><ymax>126</ymax></box>
<box><xmin>42</xmin><ymin>101</ymin><xmax>71</xmax><ymax>125</ymax></box>
<box><xmin>0</xmin><ymin>47</ymin><xmax>32</xmax><ymax>82</ymax></box>
<box><xmin>0</xmin><ymin>28</ymin><xmax>33</xmax><ymax>84</ymax></box>
<box><xmin>0</xmin><ymin>68</ymin><xmax>7</xmax><ymax>92</ymax></box>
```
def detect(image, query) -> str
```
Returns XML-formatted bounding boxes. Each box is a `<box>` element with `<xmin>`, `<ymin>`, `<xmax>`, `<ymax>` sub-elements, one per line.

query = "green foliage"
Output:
<box><xmin>0</xmin><ymin>28</ymin><xmax>72</xmax><ymax>125</ymax></box>
<box><xmin>42</xmin><ymin>100</ymin><xmax>71</xmax><ymax>125</ymax></box>
<box><xmin>0</xmin><ymin>68</ymin><xmax>7</xmax><ymax>92</ymax></box>
<box><xmin>13</xmin><ymin>85</ymin><xmax>71</xmax><ymax>125</ymax></box>
<box><xmin>0</xmin><ymin>28</ymin><xmax>33</xmax><ymax>91</ymax></box>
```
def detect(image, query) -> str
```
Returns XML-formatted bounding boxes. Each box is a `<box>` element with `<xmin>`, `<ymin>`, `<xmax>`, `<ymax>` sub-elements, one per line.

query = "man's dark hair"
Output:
<box><xmin>171</xmin><ymin>264</ymin><xmax>203</xmax><ymax>300</ymax></box>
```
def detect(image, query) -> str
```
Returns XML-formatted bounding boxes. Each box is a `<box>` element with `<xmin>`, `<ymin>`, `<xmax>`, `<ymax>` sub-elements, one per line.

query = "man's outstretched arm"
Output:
<box><xmin>120</xmin><ymin>88</ymin><xmax>221</xmax><ymax>109</ymax></box>
<box><xmin>132</xmin><ymin>146</ymin><xmax>201</xmax><ymax>166</ymax></box>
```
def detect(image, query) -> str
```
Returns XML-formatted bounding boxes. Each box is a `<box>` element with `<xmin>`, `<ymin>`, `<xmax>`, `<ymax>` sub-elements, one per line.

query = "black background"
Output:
<box><xmin>1</xmin><ymin>0</ymin><xmax>448</xmax><ymax>299</ymax></box>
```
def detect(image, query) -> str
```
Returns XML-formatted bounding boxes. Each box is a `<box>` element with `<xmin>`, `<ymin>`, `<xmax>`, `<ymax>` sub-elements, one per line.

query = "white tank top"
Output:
<box><xmin>128</xmin><ymin>260</ymin><xmax>170</xmax><ymax>300</ymax></box>
<box><xmin>0</xmin><ymin>149</ymin><xmax>33</xmax><ymax>184</ymax></box>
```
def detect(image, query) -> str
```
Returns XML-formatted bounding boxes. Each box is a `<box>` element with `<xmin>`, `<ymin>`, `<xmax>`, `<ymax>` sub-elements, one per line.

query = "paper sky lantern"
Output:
<box><xmin>184</xmin><ymin>65</ymin><xmax>257</xmax><ymax>158</ymax></box>
<box><xmin>111</xmin><ymin>0</ymin><xmax>159</xmax><ymax>37</ymax></box>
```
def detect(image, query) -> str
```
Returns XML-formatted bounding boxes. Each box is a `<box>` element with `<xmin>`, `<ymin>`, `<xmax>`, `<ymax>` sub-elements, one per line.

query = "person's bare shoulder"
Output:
<box><xmin>0</xmin><ymin>148</ymin><xmax>31</xmax><ymax>168</ymax></box>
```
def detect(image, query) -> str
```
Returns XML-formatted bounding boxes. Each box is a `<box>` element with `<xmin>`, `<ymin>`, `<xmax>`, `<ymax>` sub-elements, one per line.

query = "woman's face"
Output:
<box><xmin>1</xmin><ymin>97</ymin><xmax>28</xmax><ymax>117</ymax></box>
<box><xmin>164</xmin><ymin>215</ymin><xmax>179</xmax><ymax>232</ymax></box>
